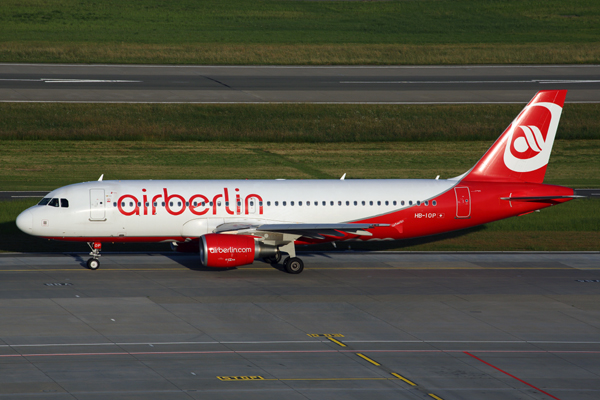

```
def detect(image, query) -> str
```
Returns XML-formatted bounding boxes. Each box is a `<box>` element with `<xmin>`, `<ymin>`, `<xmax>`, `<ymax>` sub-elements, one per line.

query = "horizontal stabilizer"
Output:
<box><xmin>500</xmin><ymin>195</ymin><xmax>584</xmax><ymax>202</ymax></box>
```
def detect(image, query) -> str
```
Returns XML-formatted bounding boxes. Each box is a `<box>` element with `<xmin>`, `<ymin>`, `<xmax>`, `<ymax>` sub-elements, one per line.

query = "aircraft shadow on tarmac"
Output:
<box><xmin>0</xmin><ymin>219</ymin><xmax>484</xmax><ymax>271</ymax></box>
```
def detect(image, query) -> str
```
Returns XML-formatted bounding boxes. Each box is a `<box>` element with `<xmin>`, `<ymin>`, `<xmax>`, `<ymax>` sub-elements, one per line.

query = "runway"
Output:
<box><xmin>0</xmin><ymin>251</ymin><xmax>599</xmax><ymax>399</ymax></box>
<box><xmin>1</xmin><ymin>64</ymin><xmax>600</xmax><ymax>103</ymax></box>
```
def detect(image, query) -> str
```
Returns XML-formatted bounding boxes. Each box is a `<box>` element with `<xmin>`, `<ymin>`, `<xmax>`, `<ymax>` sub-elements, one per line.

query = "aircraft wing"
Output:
<box><xmin>215</xmin><ymin>222</ymin><xmax>390</xmax><ymax>240</ymax></box>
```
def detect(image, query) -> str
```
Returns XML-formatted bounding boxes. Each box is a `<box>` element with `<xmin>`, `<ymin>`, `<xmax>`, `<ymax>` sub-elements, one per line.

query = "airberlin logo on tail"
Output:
<box><xmin>503</xmin><ymin>102</ymin><xmax>562</xmax><ymax>173</ymax></box>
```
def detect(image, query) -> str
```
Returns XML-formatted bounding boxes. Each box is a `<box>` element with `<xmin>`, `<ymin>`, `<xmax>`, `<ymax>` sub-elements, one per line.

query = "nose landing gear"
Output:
<box><xmin>86</xmin><ymin>242</ymin><xmax>101</xmax><ymax>270</ymax></box>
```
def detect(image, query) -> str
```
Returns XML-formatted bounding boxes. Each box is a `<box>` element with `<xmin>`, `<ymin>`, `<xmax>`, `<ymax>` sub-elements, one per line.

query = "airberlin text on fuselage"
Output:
<box><xmin>117</xmin><ymin>188</ymin><xmax>263</xmax><ymax>216</ymax></box>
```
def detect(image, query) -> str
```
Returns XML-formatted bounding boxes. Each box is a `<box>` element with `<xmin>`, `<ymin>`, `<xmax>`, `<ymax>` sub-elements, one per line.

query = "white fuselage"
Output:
<box><xmin>18</xmin><ymin>179</ymin><xmax>456</xmax><ymax>241</ymax></box>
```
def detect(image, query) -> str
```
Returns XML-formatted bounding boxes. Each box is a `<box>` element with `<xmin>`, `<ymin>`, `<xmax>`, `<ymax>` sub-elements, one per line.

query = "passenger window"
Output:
<box><xmin>259</xmin><ymin>201</ymin><xmax>263</xmax><ymax>207</ymax></box>
<box><xmin>113</xmin><ymin>202</ymin><xmax>117</xmax><ymax>207</ymax></box>
<box><xmin>169</xmin><ymin>202</ymin><xmax>173</xmax><ymax>206</ymax></box>
<box><xmin>385</xmin><ymin>201</ymin><xmax>389</xmax><ymax>206</ymax></box>
<box><xmin>217</xmin><ymin>201</ymin><xmax>221</xmax><ymax>206</ymax></box>
<box><xmin>424</xmin><ymin>201</ymin><xmax>429</xmax><ymax>206</ymax></box>
<box><xmin>401</xmin><ymin>201</ymin><xmax>405</xmax><ymax>206</ymax></box>
<box><xmin>433</xmin><ymin>200</ymin><xmax>437</xmax><ymax>206</ymax></box>
<box><xmin>330</xmin><ymin>201</ymin><xmax>334</xmax><ymax>206</ymax></box>
<box><xmin>393</xmin><ymin>201</ymin><xmax>397</xmax><ymax>206</ymax></box>
<box><xmin>38</xmin><ymin>198</ymin><xmax>51</xmax><ymax>206</ymax></box>
<box><xmin>275</xmin><ymin>201</ymin><xmax>279</xmax><ymax>206</ymax></box>
<box><xmin>291</xmin><ymin>201</ymin><xmax>294</xmax><ymax>206</ymax></box>
<box><xmin>416</xmin><ymin>200</ymin><xmax>421</xmax><ymax>206</ymax></box>
<box><xmin>409</xmin><ymin>201</ymin><xmax>413</xmax><ymax>205</ymax></box>
<box><xmin>377</xmin><ymin>201</ymin><xmax>381</xmax><ymax>206</ymax></box>
<box><xmin>202</xmin><ymin>202</ymin><xmax>206</xmax><ymax>206</ymax></box>
<box><xmin>283</xmin><ymin>201</ymin><xmax>287</xmax><ymax>206</ymax></box>
<box><xmin>138</xmin><ymin>202</ymin><xmax>142</xmax><ymax>207</ymax></box>
<box><xmin>48</xmin><ymin>198</ymin><xmax>59</xmax><ymax>207</ymax></box>
<box><xmin>322</xmin><ymin>201</ymin><xmax>326</xmax><ymax>206</ymax></box>
<box><xmin>299</xmin><ymin>201</ymin><xmax>302</xmax><ymax>206</ymax></box>
<box><xmin>354</xmin><ymin>201</ymin><xmax>357</xmax><ymax>206</ymax></box>
<box><xmin>60</xmin><ymin>199</ymin><xmax>69</xmax><ymax>208</ymax></box>
<box><xmin>338</xmin><ymin>201</ymin><xmax>341</xmax><ymax>206</ymax></box>
<box><xmin>250</xmin><ymin>201</ymin><xmax>254</xmax><ymax>206</ymax></box>
<box><xmin>192</xmin><ymin>202</ymin><xmax>197</xmax><ymax>206</ymax></box>
<box><xmin>369</xmin><ymin>201</ymin><xmax>373</xmax><ymax>206</ymax></box>
<box><xmin>209</xmin><ymin>202</ymin><xmax>213</xmax><ymax>206</ymax></box>
<box><xmin>267</xmin><ymin>201</ymin><xmax>271</xmax><ymax>206</ymax></box>
<box><xmin>162</xmin><ymin>202</ymin><xmax>165</xmax><ymax>207</ymax></box>
<box><xmin>129</xmin><ymin>202</ymin><xmax>134</xmax><ymax>207</ymax></box>
<box><xmin>146</xmin><ymin>202</ymin><xmax>150</xmax><ymax>207</ymax></box>
<box><xmin>362</xmin><ymin>201</ymin><xmax>365</xmax><ymax>206</ymax></box>
<box><xmin>307</xmin><ymin>201</ymin><xmax>310</xmax><ymax>206</ymax></box>
<box><xmin>346</xmin><ymin>201</ymin><xmax>349</xmax><ymax>206</ymax></box>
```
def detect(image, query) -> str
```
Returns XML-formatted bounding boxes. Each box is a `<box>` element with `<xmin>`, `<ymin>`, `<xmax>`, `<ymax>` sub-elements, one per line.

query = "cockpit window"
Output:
<box><xmin>48</xmin><ymin>198</ymin><xmax>59</xmax><ymax>207</ymax></box>
<box><xmin>38</xmin><ymin>198</ymin><xmax>51</xmax><ymax>206</ymax></box>
<box><xmin>60</xmin><ymin>199</ymin><xmax>69</xmax><ymax>208</ymax></box>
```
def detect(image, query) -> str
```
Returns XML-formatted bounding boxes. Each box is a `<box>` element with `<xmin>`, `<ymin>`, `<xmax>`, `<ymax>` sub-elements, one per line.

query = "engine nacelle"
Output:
<box><xmin>200</xmin><ymin>234</ymin><xmax>278</xmax><ymax>268</ymax></box>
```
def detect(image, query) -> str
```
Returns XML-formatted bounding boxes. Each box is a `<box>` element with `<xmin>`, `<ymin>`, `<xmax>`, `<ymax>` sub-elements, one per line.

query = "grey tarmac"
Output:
<box><xmin>0</xmin><ymin>251</ymin><xmax>598</xmax><ymax>399</ymax></box>
<box><xmin>1</xmin><ymin>64</ymin><xmax>600</xmax><ymax>103</ymax></box>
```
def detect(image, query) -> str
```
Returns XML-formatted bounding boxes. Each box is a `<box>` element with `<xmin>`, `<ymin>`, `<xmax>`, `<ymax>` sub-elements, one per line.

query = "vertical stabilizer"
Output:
<box><xmin>463</xmin><ymin>90</ymin><xmax>567</xmax><ymax>183</ymax></box>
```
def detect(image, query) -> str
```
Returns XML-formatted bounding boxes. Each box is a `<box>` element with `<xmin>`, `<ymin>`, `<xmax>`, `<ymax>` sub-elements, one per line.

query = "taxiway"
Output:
<box><xmin>0</xmin><ymin>251</ymin><xmax>598</xmax><ymax>399</ymax></box>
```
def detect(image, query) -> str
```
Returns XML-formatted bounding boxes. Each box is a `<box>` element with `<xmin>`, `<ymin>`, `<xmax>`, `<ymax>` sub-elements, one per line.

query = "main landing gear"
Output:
<box><xmin>86</xmin><ymin>242</ymin><xmax>101</xmax><ymax>270</ymax></box>
<box><xmin>274</xmin><ymin>242</ymin><xmax>305</xmax><ymax>274</ymax></box>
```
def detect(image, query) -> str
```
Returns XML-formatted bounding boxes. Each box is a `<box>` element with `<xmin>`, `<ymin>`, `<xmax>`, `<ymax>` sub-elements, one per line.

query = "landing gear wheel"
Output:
<box><xmin>87</xmin><ymin>258</ymin><xmax>100</xmax><ymax>270</ymax></box>
<box><xmin>284</xmin><ymin>257</ymin><xmax>304</xmax><ymax>274</ymax></box>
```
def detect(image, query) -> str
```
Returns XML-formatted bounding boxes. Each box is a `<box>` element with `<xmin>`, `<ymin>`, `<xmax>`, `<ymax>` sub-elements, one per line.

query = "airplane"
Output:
<box><xmin>16</xmin><ymin>90</ymin><xmax>580</xmax><ymax>274</ymax></box>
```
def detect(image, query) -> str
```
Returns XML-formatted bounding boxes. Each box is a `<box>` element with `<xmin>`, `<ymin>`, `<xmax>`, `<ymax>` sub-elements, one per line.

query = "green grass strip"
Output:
<box><xmin>0</xmin><ymin>140</ymin><xmax>598</xmax><ymax>190</ymax></box>
<box><xmin>2</xmin><ymin>103</ymin><xmax>600</xmax><ymax>142</ymax></box>
<box><xmin>1</xmin><ymin>0</ymin><xmax>599</xmax><ymax>64</ymax></box>
<box><xmin>2</xmin><ymin>42</ymin><xmax>599</xmax><ymax>65</ymax></box>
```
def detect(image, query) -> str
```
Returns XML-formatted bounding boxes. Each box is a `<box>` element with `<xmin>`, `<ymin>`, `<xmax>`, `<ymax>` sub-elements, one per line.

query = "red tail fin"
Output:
<box><xmin>463</xmin><ymin>90</ymin><xmax>567</xmax><ymax>183</ymax></box>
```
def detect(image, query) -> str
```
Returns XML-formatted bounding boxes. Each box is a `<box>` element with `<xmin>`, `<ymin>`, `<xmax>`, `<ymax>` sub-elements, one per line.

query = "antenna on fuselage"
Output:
<box><xmin>98</xmin><ymin>174</ymin><xmax>104</xmax><ymax>181</ymax></box>
<box><xmin>340</xmin><ymin>173</ymin><xmax>346</xmax><ymax>181</ymax></box>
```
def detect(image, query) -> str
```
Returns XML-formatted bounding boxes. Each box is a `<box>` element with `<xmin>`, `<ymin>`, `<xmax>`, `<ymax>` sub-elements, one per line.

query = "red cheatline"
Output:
<box><xmin>464</xmin><ymin>352</ymin><xmax>561</xmax><ymax>400</ymax></box>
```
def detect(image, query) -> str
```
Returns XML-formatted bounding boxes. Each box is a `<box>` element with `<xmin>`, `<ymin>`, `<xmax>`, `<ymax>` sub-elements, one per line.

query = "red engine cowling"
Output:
<box><xmin>200</xmin><ymin>234</ymin><xmax>278</xmax><ymax>268</ymax></box>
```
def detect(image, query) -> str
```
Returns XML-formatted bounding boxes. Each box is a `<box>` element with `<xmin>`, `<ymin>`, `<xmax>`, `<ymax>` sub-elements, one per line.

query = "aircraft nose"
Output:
<box><xmin>16</xmin><ymin>209</ymin><xmax>33</xmax><ymax>233</ymax></box>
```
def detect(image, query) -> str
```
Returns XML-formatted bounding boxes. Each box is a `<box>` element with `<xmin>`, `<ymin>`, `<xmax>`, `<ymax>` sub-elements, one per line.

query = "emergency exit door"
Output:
<box><xmin>90</xmin><ymin>189</ymin><xmax>106</xmax><ymax>220</ymax></box>
<box><xmin>454</xmin><ymin>187</ymin><xmax>471</xmax><ymax>219</ymax></box>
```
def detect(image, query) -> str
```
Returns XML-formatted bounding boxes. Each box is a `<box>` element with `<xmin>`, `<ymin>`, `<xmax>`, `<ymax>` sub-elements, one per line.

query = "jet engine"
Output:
<box><xmin>200</xmin><ymin>234</ymin><xmax>279</xmax><ymax>268</ymax></box>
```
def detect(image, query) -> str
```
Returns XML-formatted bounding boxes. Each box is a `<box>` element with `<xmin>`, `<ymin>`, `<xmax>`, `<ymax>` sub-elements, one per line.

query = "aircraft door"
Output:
<box><xmin>454</xmin><ymin>187</ymin><xmax>471</xmax><ymax>219</ymax></box>
<box><xmin>90</xmin><ymin>189</ymin><xmax>106</xmax><ymax>221</ymax></box>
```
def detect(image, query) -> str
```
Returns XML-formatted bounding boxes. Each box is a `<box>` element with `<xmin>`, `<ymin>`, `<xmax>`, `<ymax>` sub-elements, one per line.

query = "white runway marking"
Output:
<box><xmin>0</xmin><ymin>78</ymin><xmax>142</xmax><ymax>83</ymax></box>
